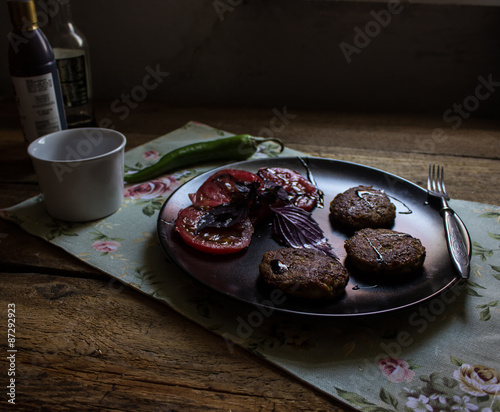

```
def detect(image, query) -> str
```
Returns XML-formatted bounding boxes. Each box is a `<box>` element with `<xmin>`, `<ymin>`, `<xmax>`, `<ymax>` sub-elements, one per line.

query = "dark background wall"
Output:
<box><xmin>2</xmin><ymin>0</ymin><xmax>500</xmax><ymax>117</ymax></box>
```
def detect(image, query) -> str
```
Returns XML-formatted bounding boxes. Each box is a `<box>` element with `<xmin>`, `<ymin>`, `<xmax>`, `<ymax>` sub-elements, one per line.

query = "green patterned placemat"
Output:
<box><xmin>2</xmin><ymin>121</ymin><xmax>499</xmax><ymax>411</ymax></box>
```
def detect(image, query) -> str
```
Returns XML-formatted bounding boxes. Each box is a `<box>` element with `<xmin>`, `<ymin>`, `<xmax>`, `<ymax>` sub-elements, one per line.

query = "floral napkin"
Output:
<box><xmin>2</xmin><ymin>121</ymin><xmax>499</xmax><ymax>411</ymax></box>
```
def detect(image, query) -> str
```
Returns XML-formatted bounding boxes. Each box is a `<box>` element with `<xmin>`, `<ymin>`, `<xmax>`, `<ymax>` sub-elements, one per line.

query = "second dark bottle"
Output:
<box><xmin>45</xmin><ymin>0</ymin><xmax>95</xmax><ymax>128</ymax></box>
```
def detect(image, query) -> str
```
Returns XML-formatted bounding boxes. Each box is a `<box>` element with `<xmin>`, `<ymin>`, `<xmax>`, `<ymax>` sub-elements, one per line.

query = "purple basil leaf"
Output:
<box><xmin>270</xmin><ymin>204</ymin><xmax>338</xmax><ymax>259</ymax></box>
<box><xmin>233</xmin><ymin>180</ymin><xmax>260</xmax><ymax>201</ymax></box>
<box><xmin>196</xmin><ymin>202</ymin><xmax>248</xmax><ymax>232</ymax></box>
<box><xmin>195</xmin><ymin>179</ymin><xmax>261</xmax><ymax>232</ymax></box>
<box><xmin>258</xmin><ymin>180</ymin><xmax>291</xmax><ymax>205</ymax></box>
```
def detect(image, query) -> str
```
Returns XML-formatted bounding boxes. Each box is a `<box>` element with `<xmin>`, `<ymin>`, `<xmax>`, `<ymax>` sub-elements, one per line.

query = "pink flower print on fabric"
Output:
<box><xmin>92</xmin><ymin>240</ymin><xmax>121</xmax><ymax>253</ymax></box>
<box><xmin>124</xmin><ymin>176</ymin><xmax>178</xmax><ymax>200</ymax></box>
<box><xmin>142</xmin><ymin>150</ymin><xmax>160</xmax><ymax>161</ymax></box>
<box><xmin>377</xmin><ymin>357</ymin><xmax>415</xmax><ymax>383</ymax></box>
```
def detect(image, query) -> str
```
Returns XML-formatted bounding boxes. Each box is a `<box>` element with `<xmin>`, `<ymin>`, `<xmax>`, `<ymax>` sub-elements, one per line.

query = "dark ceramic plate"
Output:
<box><xmin>157</xmin><ymin>157</ymin><xmax>460</xmax><ymax>317</ymax></box>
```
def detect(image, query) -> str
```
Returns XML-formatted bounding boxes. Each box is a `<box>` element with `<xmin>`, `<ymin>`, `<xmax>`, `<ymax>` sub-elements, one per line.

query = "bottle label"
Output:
<box><xmin>56</xmin><ymin>53</ymin><xmax>89</xmax><ymax>108</ymax></box>
<box><xmin>11</xmin><ymin>73</ymin><xmax>63</xmax><ymax>143</ymax></box>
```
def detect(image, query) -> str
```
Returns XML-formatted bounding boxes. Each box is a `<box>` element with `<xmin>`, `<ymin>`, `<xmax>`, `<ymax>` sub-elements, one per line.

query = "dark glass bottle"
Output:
<box><xmin>7</xmin><ymin>0</ymin><xmax>67</xmax><ymax>144</ymax></box>
<box><xmin>45</xmin><ymin>0</ymin><xmax>95</xmax><ymax>128</ymax></box>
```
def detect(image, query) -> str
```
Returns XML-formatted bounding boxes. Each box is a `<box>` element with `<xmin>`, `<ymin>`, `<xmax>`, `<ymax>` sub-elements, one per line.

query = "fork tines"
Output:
<box><xmin>427</xmin><ymin>164</ymin><xmax>446</xmax><ymax>196</ymax></box>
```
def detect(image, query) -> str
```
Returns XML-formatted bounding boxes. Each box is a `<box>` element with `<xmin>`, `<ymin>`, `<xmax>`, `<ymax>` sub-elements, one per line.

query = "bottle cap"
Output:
<box><xmin>7</xmin><ymin>0</ymin><xmax>38</xmax><ymax>31</ymax></box>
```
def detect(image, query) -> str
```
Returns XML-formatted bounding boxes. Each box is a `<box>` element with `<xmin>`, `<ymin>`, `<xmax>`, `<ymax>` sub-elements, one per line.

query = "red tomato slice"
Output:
<box><xmin>257</xmin><ymin>167</ymin><xmax>319</xmax><ymax>211</ymax></box>
<box><xmin>175</xmin><ymin>205</ymin><xmax>254</xmax><ymax>254</ymax></box>
<box><xmin>189</xmin><ymin>169</ymin><xmax>264</xmax><ymax>208</ymax></box>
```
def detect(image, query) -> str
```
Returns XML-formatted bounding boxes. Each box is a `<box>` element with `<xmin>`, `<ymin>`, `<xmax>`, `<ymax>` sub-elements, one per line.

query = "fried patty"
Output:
<box><xmin>259</xmin><ymin>248</ymin><xmax>349</xmax><ymax>300</ymax></box>
<box><xmin>330</xmin><ymin>185</ymin><xmax>396</xmax><ymax>230</ymax></box>
<box><xmin>344</xmin><ymin>228</ymin><xmax>426</xmax><ymax>276</ymax></box>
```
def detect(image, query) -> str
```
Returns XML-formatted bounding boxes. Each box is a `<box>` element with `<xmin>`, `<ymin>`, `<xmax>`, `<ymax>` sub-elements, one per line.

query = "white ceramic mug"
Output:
<box><xmin>27</xmin><ymin>128</ymin><xmax>127</xmax><ymax>222</ymax></box>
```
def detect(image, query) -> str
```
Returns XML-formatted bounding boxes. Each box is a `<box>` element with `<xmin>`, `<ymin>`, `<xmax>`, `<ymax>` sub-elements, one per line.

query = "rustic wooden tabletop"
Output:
<box><xmin>1</xmin><ymin>100</ymin><xmax>499</xmax><ymax>411</ymax></box>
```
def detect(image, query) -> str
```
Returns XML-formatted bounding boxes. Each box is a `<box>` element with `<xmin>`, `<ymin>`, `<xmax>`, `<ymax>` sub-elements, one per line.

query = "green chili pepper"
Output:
<box><xmin>124</xmin><ymin>134</ymin><xmax>285</xmax><ymax>184</ymax></box>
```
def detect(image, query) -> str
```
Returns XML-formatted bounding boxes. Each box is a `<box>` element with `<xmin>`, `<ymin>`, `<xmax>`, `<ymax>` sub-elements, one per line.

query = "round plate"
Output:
<box><xmin>157</xmin><ymin>157</ymin><xmax>459</xmax><ymax>317</ymax></box>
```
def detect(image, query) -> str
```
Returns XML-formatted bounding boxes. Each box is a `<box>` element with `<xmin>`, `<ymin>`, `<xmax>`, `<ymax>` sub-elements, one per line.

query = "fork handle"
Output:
<box><xmin>442</xmin><ymin>208</ymin><xmax>471</xmax><ymax>279</ymax></box>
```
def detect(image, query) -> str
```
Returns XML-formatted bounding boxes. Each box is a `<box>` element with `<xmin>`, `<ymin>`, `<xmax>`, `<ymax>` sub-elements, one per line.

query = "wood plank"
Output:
<box><xmin>108</xmin><ymin>104</ymin><xmax>500</xmax><ymax>158</ymax></box>
<box><xmin>4</xmin><ymin>101</ymin><xmax>499</xmax><ymax>158</ymax></box>
<box><xmin>0</xmin><ymin>183</ymin><xmax>39</xmax><ymax>208</ymax></box>
<box><xmin>0</xmin><ymin>273</ymin><xmax>348</xmax><ymax>411</ymax></box>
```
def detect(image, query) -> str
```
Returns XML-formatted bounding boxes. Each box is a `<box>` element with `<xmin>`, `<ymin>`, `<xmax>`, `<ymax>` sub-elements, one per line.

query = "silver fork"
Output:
<box><xmin>427</xmin><ymin>164</ymin><xmax>471</xmax><ymax>279</ymax></box>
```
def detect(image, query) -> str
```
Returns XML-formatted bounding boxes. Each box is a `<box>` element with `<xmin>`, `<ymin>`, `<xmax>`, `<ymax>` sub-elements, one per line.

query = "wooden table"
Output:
<box><xmin>1</xmin><ymin>101</ymin><xmax>499</xmax><ymax>411</ymax></box>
